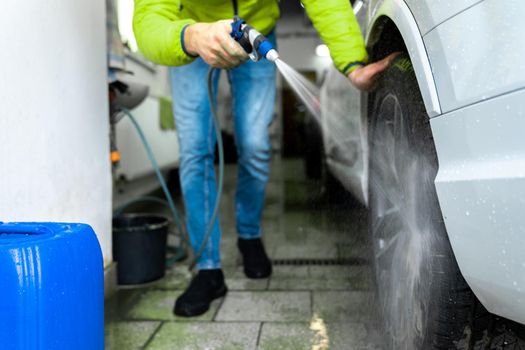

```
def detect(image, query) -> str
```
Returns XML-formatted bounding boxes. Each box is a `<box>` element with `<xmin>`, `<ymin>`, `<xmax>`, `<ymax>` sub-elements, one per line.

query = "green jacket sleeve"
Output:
<box><xmin>133</xmin><ymin>0</ymin><xmax>196</xmax><ymax>66</ymax></box>
<box><xmin>301</xmin><ymin>0</ymin><xmax>368</xmax><ymax>74</ymax></box>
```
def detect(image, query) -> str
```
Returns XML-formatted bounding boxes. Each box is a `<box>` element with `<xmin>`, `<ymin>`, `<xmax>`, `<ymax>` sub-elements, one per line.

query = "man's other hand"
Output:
<box><xmin>348</xmin><ymin>52</ymin><xmax>401</xmax><ymax>91</ymax></box>
<box><xmin>184</xmin><ymin>20</ymin><xmax>249</xmax><ymax>69</ymax></box>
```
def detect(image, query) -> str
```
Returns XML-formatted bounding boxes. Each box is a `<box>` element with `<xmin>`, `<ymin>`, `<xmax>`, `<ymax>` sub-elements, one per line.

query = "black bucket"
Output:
<box><xmin>112</xmin><ymin>214</ymin><xmax>168</xmax><ymax>285</ymax></box>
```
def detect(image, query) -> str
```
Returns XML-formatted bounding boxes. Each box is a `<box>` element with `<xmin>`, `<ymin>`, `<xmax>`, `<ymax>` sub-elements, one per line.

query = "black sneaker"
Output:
<box><xmin>238</xmin><ymin>238</ymin><xmax>272</xmax><ymax>279</ymax></box>
<box><xmin>173</xmin><ymin>269</ymin><xmax>227</xmax><ymax>317</ymax></box>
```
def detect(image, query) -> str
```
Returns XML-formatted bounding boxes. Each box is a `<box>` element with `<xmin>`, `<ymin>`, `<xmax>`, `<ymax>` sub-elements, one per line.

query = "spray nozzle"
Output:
<box><xmin>230</xmin><ymin>17</ymin><xmax>279</xmax><ymax>62</ymax></box>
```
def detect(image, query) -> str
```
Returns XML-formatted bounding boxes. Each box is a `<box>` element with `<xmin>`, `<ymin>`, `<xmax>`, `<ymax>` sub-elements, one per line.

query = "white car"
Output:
<box><xmin>320</xmin><ymin>0</ymin><xmax>525</xmax><ymax>348</ymax></box>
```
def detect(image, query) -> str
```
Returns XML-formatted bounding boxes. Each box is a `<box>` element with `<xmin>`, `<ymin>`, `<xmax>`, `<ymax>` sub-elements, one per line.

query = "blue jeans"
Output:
<box><xmin>170</xmin><ymin>39</ymin><xmax>276</xmax><ymax>270</ymax></box>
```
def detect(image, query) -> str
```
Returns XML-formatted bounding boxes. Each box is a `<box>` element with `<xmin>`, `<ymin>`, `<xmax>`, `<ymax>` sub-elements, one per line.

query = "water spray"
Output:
<box><xmin>230</xmin><ymin>17</ymin><xmax>322</xmax><ymax>124</ymax></box>
<box><xmin>230</xmin><ymin>17</ymin><xmax>357</xmax><ymax>188</ymax></box>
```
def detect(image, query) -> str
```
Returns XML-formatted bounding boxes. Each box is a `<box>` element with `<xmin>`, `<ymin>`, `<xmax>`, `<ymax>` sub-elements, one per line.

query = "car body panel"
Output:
<box><xmin>402</xmin><ymin>0</ymin><xmax>482</xmax><ymax>35</ymax></box>
<box><xmin>368</xmin><ymin>0</ymin><xmax>482</xmax><ymax>36</ymax></box>
<box><xmin>431</xmin><ymin>88</ymin><xmax>525</xmax><ymax>324</ymax></box>
<box><xmin>424</xmin><ymin>0</ymin><xmax>525</xmax><ymax>113</ymax></box>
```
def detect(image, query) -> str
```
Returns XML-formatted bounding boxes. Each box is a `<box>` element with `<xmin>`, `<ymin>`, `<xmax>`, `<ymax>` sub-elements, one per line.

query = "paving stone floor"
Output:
<box><xmin>105</xmin><ymin>158</ymin><xmax>384</xmax><ymax>349</ymax></box>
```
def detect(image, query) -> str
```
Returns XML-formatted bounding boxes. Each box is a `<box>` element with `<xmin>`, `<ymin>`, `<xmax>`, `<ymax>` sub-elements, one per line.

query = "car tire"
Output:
<box><xmin>368</xmin><ymin>54</ymin><xmax>490</xmax><ymax>349</ymax></box>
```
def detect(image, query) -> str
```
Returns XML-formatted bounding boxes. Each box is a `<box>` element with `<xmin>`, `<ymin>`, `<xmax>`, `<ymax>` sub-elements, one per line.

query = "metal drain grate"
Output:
<box><xmin>271</xmin><ymin>257</ymin><xmax>368</xmax><ymax>266</ymax></box>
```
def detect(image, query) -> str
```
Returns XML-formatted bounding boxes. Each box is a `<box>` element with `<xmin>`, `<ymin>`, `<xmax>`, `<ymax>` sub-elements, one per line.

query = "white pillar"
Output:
<box><xmin>0</xmin><ymin>0</ymin><xmax>112</xmax><ymax>266</ymax></box>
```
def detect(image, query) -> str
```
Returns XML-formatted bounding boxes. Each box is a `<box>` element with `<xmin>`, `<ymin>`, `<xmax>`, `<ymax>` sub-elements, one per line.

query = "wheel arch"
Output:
<box><xmin>360</xmin><ymin>2</ymin><xmax>442</xmax><ymax>206</ymax></box>
<box><xmin>365</xmin><ymin>0</ymin><xmax>441</xmax><ymax>118</ymax></box>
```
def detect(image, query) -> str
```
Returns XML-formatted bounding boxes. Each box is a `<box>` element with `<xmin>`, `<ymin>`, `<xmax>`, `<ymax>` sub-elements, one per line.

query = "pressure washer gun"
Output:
<box><xmin>230</xmin><ymin>17</ymin><xmax>280</xmax><ymax>63</ymax></box>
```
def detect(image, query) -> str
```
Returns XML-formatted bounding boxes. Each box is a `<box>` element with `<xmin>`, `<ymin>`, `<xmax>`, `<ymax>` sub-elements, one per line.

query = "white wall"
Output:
<box><xmin>0</xmin><ymin>1</ymin><xmax>112</xmax><ymax>266</ymax></box>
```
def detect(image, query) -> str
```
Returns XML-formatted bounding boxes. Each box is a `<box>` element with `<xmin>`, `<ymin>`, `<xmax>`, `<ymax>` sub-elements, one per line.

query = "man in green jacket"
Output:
<box><xmin>134</xmin><ymin>0</ymin><xmax>396</xmax><ymax>317</ymax></box>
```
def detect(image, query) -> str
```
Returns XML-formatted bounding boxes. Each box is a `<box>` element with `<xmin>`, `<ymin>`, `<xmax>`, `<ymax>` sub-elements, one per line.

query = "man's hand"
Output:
<box><xmin>184</xmin><ymin>20</ymin><xmax>249</xmax><ymax>69</ymax></box>
<box><xmin>348</xmin><ymin>52</ymin><xmax>401</xmax><ymax>91</ymax></box>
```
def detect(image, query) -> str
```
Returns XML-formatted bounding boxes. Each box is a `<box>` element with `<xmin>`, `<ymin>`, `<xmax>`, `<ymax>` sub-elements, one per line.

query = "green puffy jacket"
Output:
<box><xmin>133</xmin><ymin>0</ymin><xmax>368</xmax><ymax>74</ymax></box>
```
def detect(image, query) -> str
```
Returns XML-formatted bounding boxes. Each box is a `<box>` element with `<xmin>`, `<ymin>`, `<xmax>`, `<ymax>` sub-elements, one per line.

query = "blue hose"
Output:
<box><xmin>189</xmin><ymin>67</ymin><xmax>224</xmax><ymax>270</ymax></box>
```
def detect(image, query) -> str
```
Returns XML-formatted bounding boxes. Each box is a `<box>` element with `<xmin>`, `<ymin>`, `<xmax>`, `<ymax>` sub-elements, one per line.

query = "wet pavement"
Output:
<box><xmin>105</xmin><ymin>157</ymin><xmax>384</xmax><ymax>349</ymax></box>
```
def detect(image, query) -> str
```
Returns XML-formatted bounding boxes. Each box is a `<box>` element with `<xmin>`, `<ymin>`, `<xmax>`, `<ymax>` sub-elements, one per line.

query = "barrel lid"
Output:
<box><xmin>0</xmin><ymin>222</ymin><xmax>84</xmax><ymax>246</ymax></box>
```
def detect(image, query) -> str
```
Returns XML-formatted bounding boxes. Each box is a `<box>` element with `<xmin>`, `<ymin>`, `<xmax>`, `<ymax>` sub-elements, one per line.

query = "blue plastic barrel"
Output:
<box><xmin>0</xmin><ymin>222</ymin><xmax>104</xmax><ymax>350</ymax></box>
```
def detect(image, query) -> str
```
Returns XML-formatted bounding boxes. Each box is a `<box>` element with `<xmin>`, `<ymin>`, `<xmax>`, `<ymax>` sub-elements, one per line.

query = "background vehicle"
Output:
<box><xmin>320</xmin><ymin>0</ymin><xmax>525</xmax><ymax>348</ymax></box>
